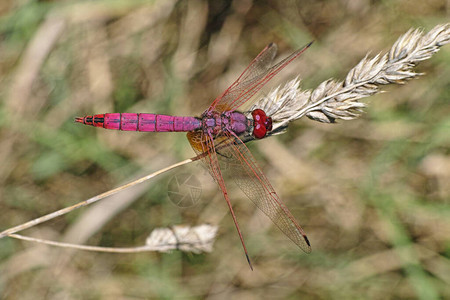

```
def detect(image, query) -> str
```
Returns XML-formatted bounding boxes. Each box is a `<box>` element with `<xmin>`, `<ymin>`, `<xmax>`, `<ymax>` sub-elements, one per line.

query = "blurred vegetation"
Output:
<box><xmin>0</xmin><ymin>0</ymin><xmax>449</xmax><ymax>299</ymax></box>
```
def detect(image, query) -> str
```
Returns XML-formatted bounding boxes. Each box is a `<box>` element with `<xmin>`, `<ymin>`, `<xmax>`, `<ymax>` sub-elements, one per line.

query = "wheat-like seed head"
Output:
<box><xmin>250</xmin><ymin>23</ymin><xmax>449</xmax><ymax>136</ymax></box>
<box><xmin>145</xmin><ymin>224</ymin><xmax>218</xmax><ymax>253</ymax></box>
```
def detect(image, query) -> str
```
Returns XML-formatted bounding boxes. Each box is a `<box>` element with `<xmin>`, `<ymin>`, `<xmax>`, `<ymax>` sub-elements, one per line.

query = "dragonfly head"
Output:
<box><xmin>251</xmin><ymin>109</ymin><xmax>272</xmax><ymax>139</ymax></box>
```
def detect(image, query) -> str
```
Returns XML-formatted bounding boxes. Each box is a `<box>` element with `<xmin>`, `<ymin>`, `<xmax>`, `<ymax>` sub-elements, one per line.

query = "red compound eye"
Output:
<box><xmin>253</xmin><ymin>123</ymin><xmax>267</xmax><ymax>139</ymax></box>
<box><xmin>252</xmin><ymin>109</ymin><xmax>271</xmax><ymax>139</ymax></box>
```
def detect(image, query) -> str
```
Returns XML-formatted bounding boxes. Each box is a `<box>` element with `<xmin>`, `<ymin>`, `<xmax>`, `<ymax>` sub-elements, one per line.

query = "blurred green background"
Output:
<box><xmin>0</xmin><ymin>0</ymin><xmax>449</xmax><ymax>299</ymax></box>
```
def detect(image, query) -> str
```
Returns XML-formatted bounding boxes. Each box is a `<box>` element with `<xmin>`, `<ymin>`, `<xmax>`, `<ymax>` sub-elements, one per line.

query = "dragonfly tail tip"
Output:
<box><xmin>74</xmin><ymin>117</ymin><xmax>83</xmax><ymax>123</ymax></box>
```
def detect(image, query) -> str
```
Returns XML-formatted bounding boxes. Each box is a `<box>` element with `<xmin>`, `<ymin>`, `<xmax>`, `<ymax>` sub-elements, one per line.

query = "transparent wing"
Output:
<box><xmin>208</xmin><ymin>42</ymin><xmax>312</xmax><ymax>113</ymax></box>
<box><xmin>208</xmin><ymin>43</ymin><xmax>277</xmax><ymax>112</ymax></box>
<box><xmin>216</xmin><ymin>131</ymin><xmax>311</xmax><ymax>253</ymax></box>
<box><xmin>186</xmin><ymin>131</ymin><xmax>254</xmax><ymax>269</ymax></box>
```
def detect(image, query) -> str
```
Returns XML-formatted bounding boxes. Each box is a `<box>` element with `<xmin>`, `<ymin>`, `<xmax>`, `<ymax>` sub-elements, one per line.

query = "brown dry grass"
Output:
<box><xmin>0</xmin><ymin>1</ymin><xmax>449</xmax><ymax>299</ymax></box>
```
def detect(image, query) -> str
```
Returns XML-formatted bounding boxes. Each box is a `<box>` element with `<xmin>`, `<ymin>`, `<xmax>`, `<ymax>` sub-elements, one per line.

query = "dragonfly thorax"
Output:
<box><xmin>200</xmin><ymin>109</ymin><xmax>272</xmax><ymax>139</ymax></box>
<box><xmin>251</xmin><ymin>109</ymin><xmax>272</xmax><ymax>139</ymax></box>
<box><xmin>201</xmin><ymin>111</ymin><xmax>250</xmax><ymax>136</ymax></box>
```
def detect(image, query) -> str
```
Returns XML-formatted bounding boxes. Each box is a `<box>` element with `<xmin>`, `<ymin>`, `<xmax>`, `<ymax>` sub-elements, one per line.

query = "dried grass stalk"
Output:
<box><xmin>251</xmin><ymin>23</ymin><xmax>450</xmax><ymax>135</ymax></box>
<box><xmin>8</xmin><ymin>224</ymin><xmax>218</xmax><ymax>254</ymax></box>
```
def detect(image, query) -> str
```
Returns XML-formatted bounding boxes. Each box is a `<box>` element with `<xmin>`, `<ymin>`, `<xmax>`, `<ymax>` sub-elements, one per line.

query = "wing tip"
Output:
<box><xmin>303</xmin><ymin>235</ymin><xmax>312</xmax><ymax>254</ymax></box>
<box><xmin>266</xmin><ymin>42</ymin><xmax>278</xmax><ymax>53</ymax></box>
<box><xmin>246</xmin><ymin>253</ymin><xmax>254</xmax><ymax>271</ymax></box>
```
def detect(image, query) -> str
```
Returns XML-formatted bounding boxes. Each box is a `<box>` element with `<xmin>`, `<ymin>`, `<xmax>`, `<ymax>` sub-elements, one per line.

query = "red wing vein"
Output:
<box><xmin>210</xmin><ymin>43</ymin><xmax>311</xmax><ymax>112</ymax></box>
<box><xmin>218</xmin><ymin>131</ymin><xmax>311</xmax><ymax>253</ymax></box>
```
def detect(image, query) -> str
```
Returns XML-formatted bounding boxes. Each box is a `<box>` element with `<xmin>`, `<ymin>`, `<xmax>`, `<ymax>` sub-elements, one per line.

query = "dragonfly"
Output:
<box><xmin>76</xmin><ymin>42</ymin><xmax>312</xmax><ymax>269</ymax></box>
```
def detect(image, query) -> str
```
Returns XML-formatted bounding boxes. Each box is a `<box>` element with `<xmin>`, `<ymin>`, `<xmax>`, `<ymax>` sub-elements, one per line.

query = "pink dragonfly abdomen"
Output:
<box><xmin>75</xmin><ymin>113</ymin><xmax>202</xmax><ymax>132</ymax></box>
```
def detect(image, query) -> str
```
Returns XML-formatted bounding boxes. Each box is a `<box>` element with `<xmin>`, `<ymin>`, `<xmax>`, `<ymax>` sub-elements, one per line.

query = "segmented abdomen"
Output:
<box><xmin>76</xmin><ymin>113</ymin><xmax>201</xmax><ymax>132</ymax></box>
